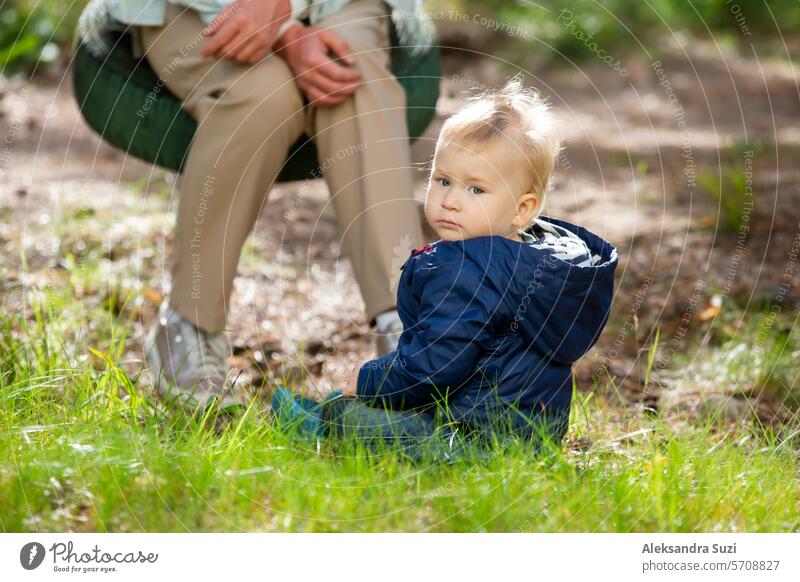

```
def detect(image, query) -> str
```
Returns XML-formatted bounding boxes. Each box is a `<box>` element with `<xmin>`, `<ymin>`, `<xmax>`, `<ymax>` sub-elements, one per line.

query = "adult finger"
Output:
<box><xmin>237</xmin><ymin>41</ymin><xmax>269</xmax><ymax>64</ymax></box>
<box><xmin>224</xmin><ymin>27</ymin><xmax>261</xmax><ymax>61</ymax></box>
<box><xmin>202</xmin><ymin>20</ymin><xmax>240</xmax><ymax>58</ymax></box>
<box><xmin>306</xmin><ymin>69</ymin><xmax>360</xmax><ymax>98</ymax></box>
<box><xmin>305</xmin><ymin>80</ymin><xmax>354</xmax><ymax>106</ymax></box>
<box><xmin>298</xmin><ymin>81</ymin><xmax>334</xmax><ymax>107</ymax></box>
<box><xmin>302</xmin><ymin>83</ymin><xmax>340</xmax><ymax>107</ymax></box>
<box><xmin>216</xmin><ymin>30</ymin><xmax>253</xmax><ymax>60</ymax></box>
<box><xmin>319</xmin><ymin>29</ymin><xmax>356</xmax><ymax>66</ymax></box>
<box><xmin>247</xmin><ymin>50</ymin><xmax>268</xmax><ymax>65</ymax></box>
<box><xmin>316</xmin><ymin>58</ymin><xmax>361</xmax><ymax>84</ymax></box>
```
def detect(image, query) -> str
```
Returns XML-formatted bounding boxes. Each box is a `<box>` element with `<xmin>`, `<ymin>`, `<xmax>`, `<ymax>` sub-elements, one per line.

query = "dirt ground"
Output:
<box><xmin>1</xmin><ymin>35</ymin><xmax>798</xmax><ymax>422</ymax></box>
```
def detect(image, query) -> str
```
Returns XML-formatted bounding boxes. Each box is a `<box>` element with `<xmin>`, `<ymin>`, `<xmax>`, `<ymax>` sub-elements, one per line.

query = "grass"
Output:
<box><xmin>696</xmin><ymin>141</ymin><xmax>776</xmax><ymax>234</ymax></box>
<box><xmin>671</xmin><ymin>300</ymin><xmax>800</xmax><ymax>411</ymax></box>
<box><xmin>1</xmin><ymin>294</ymin><xmax>799</xmax><ymax>532</ymax></box>
<box><xmin>697</xmin><ymin>160</ymin><xmax>753</xmax><ymax>234</ymax></box>
<box><xmin>1</xmin><ymin>174</ymin><xmax>798</xmax><ymax>532</ymax></box>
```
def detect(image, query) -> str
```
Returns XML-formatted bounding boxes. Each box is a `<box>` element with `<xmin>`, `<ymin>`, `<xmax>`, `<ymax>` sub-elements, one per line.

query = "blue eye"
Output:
<box><xmin>469</xmin><ymin>185</ymin><xmax>485</xmax><ymax>195</ymax></box>
<box><xmin>437</xmin><ymin>178</ymin><xmax>450</xmax><ymax>187</ymax></box>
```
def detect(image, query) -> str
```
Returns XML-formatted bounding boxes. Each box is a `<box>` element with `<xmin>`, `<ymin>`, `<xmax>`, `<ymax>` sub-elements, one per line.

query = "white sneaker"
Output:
<box><xmin>145</xmin><ymin>303</ymin><xmax>247</xmax><ymax>414</ymax></box>
<box><xmin>375</xmin><ymin>310</ymin><xmax>404</xmax><ymax>356</ymax></box>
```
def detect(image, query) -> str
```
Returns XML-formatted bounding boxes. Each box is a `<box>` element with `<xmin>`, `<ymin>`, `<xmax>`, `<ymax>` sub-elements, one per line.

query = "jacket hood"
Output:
<box><xmin>460</xmin><ymin>216</ymin><xmax>618</xmax><ymax>365</ymax></box>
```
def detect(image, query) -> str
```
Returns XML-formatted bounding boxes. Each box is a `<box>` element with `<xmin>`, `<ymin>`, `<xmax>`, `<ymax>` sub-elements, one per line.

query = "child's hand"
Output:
<box><xmin>302</xmin><ymin>377</ymin><xmax>337</xmax><ymax>402</ymax></box>
<box><xmin>340</xmin><ymin>366</ymin><xmax>360</xmax><ymax>397</ymax></box>
<box><xmin>300</xmin><ymin>365</ymin><xmax>358</xmax><ymax>401</ymax></box>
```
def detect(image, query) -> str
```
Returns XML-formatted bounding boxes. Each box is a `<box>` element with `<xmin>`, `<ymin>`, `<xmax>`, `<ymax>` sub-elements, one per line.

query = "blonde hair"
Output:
<box><xmin>437</xmin><ymin>76</ymin><xmax>562</xmax><ymax>216</ymax></box>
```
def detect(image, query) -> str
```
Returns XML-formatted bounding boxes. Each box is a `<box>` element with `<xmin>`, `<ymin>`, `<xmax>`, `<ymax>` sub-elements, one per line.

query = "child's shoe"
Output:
<box><xmin>270</xmin><ymin>387</ymin><xmax>346</xmax><ymax>441</ymax></box>
<box><xmin>270</xmin><ymin>387</ymin><xmax>325</xmax><ymax>441</ymax></box>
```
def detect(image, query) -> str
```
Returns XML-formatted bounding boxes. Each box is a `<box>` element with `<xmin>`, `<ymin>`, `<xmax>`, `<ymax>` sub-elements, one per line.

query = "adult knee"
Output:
<box><xmin>223</xmin><ymin>61</ymin><xmax>306</xmax><ymax>142</ymax></box>
<box><xmin>346</xmin><ymin>32</ymin><xmax>392</xmax><ymax>79</ymax></box>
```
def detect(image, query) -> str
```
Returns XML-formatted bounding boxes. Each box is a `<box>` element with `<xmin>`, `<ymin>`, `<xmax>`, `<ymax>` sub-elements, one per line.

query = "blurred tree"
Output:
<box><xmin>438</xmin><ymin>0</ymin><xmax>798</xmax><ymax>60</ymax></box>
<box><xmin>1</xmin><ymin>0</ymin><xmax>85</xmax><ymax>75</ymax></box>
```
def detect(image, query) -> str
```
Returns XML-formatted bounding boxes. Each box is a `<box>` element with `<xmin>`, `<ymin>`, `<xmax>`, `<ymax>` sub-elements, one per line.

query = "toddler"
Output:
<box><xmin>272</xmin><ymin>77</ymin><xmax>617</xmax><ymax>457</ymax></box>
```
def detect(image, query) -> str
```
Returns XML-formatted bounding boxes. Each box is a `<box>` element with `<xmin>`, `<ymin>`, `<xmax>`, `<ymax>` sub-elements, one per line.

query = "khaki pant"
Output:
<box><xmin>140</xmin><ymin>0</ymin><xmax>423</xmax><ymax>331</ymax></box>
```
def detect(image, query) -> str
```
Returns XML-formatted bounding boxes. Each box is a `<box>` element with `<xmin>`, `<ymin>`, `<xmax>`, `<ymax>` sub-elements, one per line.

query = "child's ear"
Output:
<box><xmin>512</xmin><ymin>192</ymin><xmax>540</xmax><ymax>228</ymax></box>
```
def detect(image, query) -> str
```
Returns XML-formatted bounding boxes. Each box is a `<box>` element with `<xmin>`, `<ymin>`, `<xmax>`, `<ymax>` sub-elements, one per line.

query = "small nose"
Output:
<box><xmin>441</xmin><ymin>187</ymin><xmax>461</xmax><ymax>211</ymax></box>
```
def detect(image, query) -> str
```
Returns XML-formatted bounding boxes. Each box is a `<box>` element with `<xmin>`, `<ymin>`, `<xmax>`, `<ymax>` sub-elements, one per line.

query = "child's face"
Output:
<box><xmin>424</xmin><ymin>137</ymin><xmax>539</xmax><ymax>242</ymax></box>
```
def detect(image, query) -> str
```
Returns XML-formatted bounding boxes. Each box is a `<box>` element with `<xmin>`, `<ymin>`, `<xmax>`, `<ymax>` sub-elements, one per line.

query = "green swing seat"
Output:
<box><xmin>72</xmin><ymin>27</ymin><xmax>441</xmax><ymax>182</ymax></box>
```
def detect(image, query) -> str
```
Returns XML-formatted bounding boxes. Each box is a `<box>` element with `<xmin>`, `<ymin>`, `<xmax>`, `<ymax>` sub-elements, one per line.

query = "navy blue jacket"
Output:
<box><xmin>356</xmin><ymin>216</ymin><xmax>618</xmax><ymax>441</ymax></box>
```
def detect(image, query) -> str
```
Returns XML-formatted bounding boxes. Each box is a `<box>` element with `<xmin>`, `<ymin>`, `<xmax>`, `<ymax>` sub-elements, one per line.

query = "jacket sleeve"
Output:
<box><xmin>356</xmin><ymin>259</ymin><xmax>498</xmax><ymax>409</ymax></box>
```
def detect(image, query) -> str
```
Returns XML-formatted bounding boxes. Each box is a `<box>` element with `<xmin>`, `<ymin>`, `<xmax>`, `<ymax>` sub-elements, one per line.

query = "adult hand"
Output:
<box><xmin>201</xmin><ymin>0</ymin><xmax>292</xmax><ymax>64</ymax></box>
<box><xmin>273</xmin><ymin>23</ymin><xmax>362</xmax><ymax>106</ymax></box>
